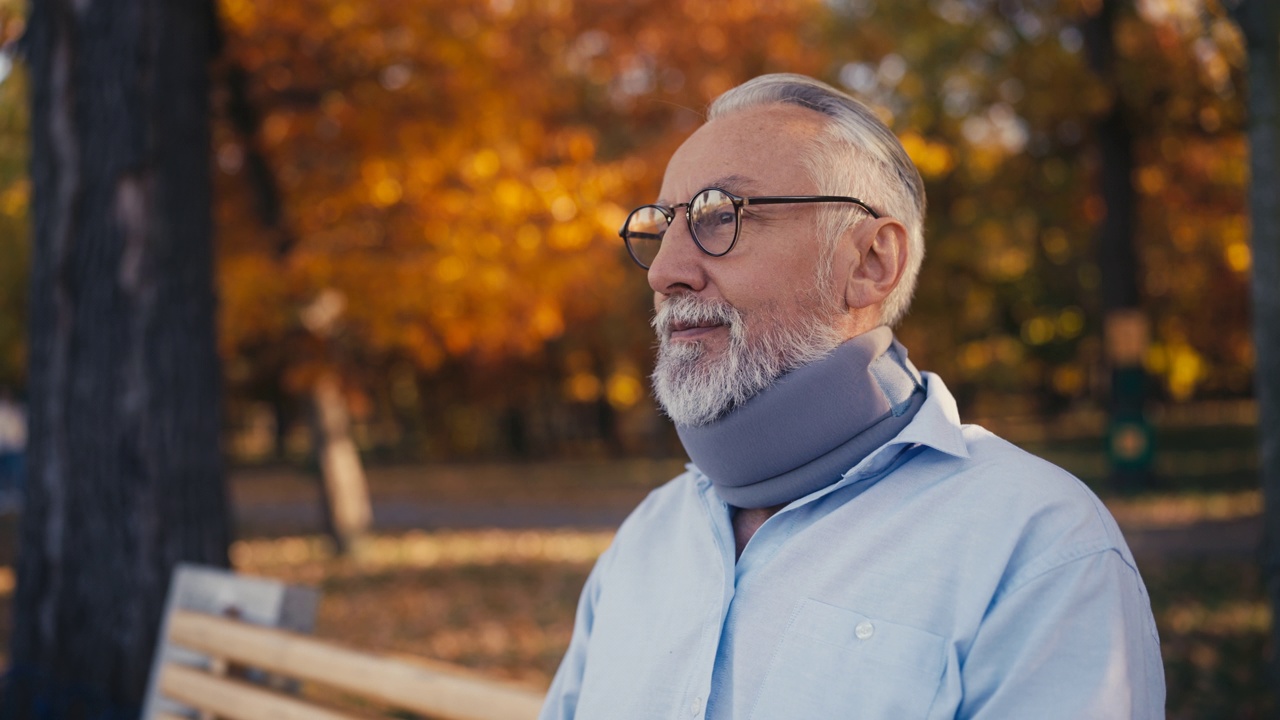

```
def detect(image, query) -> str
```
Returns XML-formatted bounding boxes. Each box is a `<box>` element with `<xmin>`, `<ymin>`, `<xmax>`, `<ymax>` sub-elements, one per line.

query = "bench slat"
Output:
<box><xmin>166</xmin><ymin>609</ymin><xmax>543</xmax><ymax>720</ymax></box>
<box><xmin>161</xmin><ymin>663</ymin><xmax>365</xmax><ymax>720</ymax></box>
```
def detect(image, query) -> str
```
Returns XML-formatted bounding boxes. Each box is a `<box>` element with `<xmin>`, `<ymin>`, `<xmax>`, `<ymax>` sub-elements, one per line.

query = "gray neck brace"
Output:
<box><xmin>676</xmin><ymin>327</ymin><xmax>925</xmax><ymax>509</ymax></box>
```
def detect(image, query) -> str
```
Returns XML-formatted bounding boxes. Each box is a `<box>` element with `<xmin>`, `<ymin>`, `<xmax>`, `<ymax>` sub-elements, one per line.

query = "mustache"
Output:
<box><xmin>651</xmin><ymin>295</ymin><xmax>740</xmax><ymax>341</ymax></box>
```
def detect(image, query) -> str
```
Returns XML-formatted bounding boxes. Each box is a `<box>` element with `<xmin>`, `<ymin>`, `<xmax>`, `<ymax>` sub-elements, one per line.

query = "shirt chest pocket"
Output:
<box><xmin>748</xmin><ymin>598</ymin><xmax>946</xmax><ymax>720</ymax></box>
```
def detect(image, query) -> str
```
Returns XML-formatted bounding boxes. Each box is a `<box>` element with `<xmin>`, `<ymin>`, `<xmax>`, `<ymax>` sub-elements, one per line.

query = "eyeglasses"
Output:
<box><xmin>618</xmin><ymin>187</ymin><xmax>880</xmax><ymax>269</ymax></box>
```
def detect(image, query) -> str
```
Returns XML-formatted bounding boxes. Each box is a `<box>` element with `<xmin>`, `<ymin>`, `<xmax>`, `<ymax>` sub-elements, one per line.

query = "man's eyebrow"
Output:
<box><xmin>711</xmin><ymin>174</ymin><xmax>761</xmax><ymax>195</ymax></box>
<box><xmin>656</xmin><ymin>175</ymin><xmax>762</xmax><ymax>206</ymax></box>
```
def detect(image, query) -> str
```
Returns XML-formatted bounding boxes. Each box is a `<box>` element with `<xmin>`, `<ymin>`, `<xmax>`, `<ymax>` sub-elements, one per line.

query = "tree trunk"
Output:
<box><xmin>1082</xmin><ymin>0</ymin><xmax>1154</xmax><ymax>492</ymax></box>
<box><xmin>218</xmin><ymin>54</ymin><xmax>372</xmax><ymax>549</ymax></box>
<box><xmin>310</xmin><ymin>370</ymin><xmax>371</xmax><ymax>554</ymax></box>
<box><xmin>1229</xmin><ymin>0</ymin><xmax>1280</xmax><ymax>708</ymax></box>
<box><xmin>7</xmin><ymin>1</ymin><xmax>229</xmax><ymax>717</ymax></box>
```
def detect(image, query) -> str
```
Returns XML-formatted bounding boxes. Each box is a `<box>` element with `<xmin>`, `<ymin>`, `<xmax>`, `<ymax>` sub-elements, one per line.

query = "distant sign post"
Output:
<box><xmin>1105</xmin><ymin>312</ymin><xmax>1154</xmax><ymax>493</ymax></box>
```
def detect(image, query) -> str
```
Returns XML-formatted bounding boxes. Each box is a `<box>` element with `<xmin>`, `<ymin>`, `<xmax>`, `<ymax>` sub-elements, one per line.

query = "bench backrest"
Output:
<box><xmin>142</xmin><ymin>563</ymin><xmax>320</xmax><ymax>720</ymax></box>
<box><xmin>145</xmin><ymin>564</ymin><xmax>544</xmax><ymax>720</ymax></box>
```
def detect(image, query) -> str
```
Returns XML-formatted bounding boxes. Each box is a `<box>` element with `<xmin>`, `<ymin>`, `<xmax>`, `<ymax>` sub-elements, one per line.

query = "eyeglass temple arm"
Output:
<box><xmin>741</xmin><ymin>195</ymin><xmax>880</xmax><ymax>218</ymax></box>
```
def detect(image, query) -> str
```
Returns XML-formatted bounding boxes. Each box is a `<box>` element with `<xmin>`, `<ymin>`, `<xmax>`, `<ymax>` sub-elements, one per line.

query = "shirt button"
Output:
<box><xmin>690</xmin><ymin>695</ymin><xmax>703</xmax><ymax>715</ymax></box>
<box><xmin>855</xmin><ymin>621</ymin><xmax>875</xmax><ymax>640</ymax></box>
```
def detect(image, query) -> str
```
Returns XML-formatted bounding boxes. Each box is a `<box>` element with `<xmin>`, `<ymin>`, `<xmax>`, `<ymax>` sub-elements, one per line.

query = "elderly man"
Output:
<box><xmin>541</xmin><ymin>74</ymin><xmax>1164</xmax><ymax>719</ymax></box>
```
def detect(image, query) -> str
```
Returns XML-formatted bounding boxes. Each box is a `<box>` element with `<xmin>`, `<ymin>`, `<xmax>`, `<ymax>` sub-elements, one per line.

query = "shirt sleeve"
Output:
<box><xmin>956</xmin><ymin>549</ymin><xmax>1165</xmax><ymax>720</ymax></box>
<box><xmin>539</xmin><ymin>543</ymin><xmax>614</xmax><ymax>720</ymax></box>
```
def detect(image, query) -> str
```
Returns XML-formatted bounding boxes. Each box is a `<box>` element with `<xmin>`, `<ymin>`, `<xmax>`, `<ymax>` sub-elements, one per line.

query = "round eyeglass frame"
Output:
<box><xmin>618</xmin><ymin>187</ymin><xmax>881</xmax><ymax>269</ymax></box>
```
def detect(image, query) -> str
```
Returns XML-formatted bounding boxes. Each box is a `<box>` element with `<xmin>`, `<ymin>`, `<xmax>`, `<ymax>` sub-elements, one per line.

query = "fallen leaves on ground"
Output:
<box><xmin>1106</xmin><ymin>490</ymin><xmax>1261</xmax><ymax>529</ymax></box>
<box><xmin>234</xmin><ymin>529</ymin><xmax>611</xmax><ymax>687</ymax></box>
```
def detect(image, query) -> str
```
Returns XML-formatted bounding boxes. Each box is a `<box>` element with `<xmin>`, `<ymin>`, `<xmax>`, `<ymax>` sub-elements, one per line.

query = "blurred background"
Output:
<box><xmin>0</xmin><ymin>0</ymin><xmax>1272</xmax><ymax>717</ymax></box>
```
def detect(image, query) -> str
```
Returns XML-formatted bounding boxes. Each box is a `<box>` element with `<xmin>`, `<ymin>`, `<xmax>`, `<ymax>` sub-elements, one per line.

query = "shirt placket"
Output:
<box><xmin>685</xmin><ymin>477</ymin><xmax>738</xmax><ymax>720</ymax></box>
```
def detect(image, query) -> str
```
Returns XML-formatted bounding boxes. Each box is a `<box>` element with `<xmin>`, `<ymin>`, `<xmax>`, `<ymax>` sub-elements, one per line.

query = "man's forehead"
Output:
<box><xmin>656</xmin><ymin>104</ymin><xmax>823</xmax><ymax>204</ymax></box>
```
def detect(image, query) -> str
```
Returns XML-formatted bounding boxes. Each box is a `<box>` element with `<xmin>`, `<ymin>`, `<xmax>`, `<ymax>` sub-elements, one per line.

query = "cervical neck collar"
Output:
<box><xmin>676</xmin><ymin>326</ymin><xmax>925</xmax><ymax>509</ymax></box>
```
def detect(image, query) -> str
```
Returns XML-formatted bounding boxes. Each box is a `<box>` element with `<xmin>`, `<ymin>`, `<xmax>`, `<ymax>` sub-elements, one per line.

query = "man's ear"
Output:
<box><xmin>840</xmin><ymin>218</ymin><xmax>908</xmax><ymax>311</ymax></box>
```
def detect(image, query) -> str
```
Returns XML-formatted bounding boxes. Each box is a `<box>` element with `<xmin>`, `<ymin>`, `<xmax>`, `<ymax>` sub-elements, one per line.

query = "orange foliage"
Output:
<box><xmin>213</xmin><ymin>0</ymin><xmax>827</xmax><ymax>382</ymax></box>
<box><xmin>206</xmin><ymin>0</ymin><xmax>1252</xmax><ymax>417</ymax></box>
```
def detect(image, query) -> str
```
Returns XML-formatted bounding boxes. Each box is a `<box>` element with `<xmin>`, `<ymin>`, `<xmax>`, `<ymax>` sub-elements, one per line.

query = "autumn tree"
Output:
<box><xmin>6</xmin><ymin>0</ymin><xmax>229</xmax><ymax>716</ymax></box>
<box><xmin>212</xmin><ymin>0</ymin><xmax>832</xmax><ymax>455</ymax></box>
<box><xmin>0</xmin><ymin>2</ymin><xmax>1257</xmax><ymax>469</ymax></box>
<box><xmin>818</xmin><ymin>1</ymin><xmax>1250</xmax><ymax>426</ymax></box>
<box><xmin>822</xmin><ymin>1</ymin><xmax>1100</xmax><ymax>414</ymax></box>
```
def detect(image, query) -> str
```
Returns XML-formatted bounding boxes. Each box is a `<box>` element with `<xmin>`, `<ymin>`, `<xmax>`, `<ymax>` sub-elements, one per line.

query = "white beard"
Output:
<box><xmin>651</xmin><ymin>293</ymin><xmax>846</xmax><ymax>427</ymax></box>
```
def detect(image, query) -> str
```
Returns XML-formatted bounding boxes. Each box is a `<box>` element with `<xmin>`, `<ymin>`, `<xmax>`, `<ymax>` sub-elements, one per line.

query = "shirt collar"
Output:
<box><xmin>879</xmin><ymin>371</ymin><xmax>969</xmax><ymax>460</ymax></box>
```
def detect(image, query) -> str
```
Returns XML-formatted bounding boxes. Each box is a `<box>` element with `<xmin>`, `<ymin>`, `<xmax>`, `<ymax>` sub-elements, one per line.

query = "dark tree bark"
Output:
<box><xmin>1082</xmin><ymin>0</ymin><xmax>1153</xmax><ymax>492</ymax></box>
<box><xmin>6</xmin><ymin>1</ymin><xmax>229</xmax><ymax>717</ymax></box>
<box><xmin>1228</xmin><ymin>0</ymin><xmax>1280</xmax><ymax>708</ymax></box>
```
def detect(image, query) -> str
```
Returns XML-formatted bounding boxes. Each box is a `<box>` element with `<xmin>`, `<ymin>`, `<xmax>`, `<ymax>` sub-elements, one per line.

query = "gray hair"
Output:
<box><xmin>707</xmin><ymin>74</ymin><xmax>926</xmax><ymax>327</ymax></box>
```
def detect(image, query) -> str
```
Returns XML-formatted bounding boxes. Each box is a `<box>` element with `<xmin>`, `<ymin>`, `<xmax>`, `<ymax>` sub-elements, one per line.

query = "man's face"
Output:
<box><xmin>648</xmin><ymin>104</ymin><xmax>851</xmax><ymax>426</ymax></box>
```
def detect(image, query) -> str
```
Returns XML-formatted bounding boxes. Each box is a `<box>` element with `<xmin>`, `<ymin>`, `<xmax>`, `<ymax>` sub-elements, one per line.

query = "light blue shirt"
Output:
<box><xmin>541</xmin><ymin>373</ymin><xmax>1165</xmax><ymax>719</ymax></box>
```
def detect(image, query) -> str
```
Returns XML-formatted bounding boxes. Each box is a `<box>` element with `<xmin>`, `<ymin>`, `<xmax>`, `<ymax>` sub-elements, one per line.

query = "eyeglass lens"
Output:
<box><xmin>623</xmin><ymin>206</ymin><xmax>668</xmax><ymax>268</ymax></box>
<box><xmin>623</xmin><ymin>189</ymin><xmax>738</xmax><ymax>268</ymax></box>
<box><xmin>689</xmin><ymin>189</ymin><xmax>737</xmax><ymax>256</ymax></box>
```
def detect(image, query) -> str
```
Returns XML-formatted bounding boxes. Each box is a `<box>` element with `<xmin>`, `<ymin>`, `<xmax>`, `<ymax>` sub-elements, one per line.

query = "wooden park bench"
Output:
<box><xmin>142</xmin><ymin>564</ymin><xmax>544</xmax><ymax>720</ymax></box>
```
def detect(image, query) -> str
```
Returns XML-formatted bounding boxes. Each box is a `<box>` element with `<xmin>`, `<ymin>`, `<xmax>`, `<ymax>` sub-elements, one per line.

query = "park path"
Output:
<box><xmin>234</xmin><ymin>498</ymin><xmax>634</xmax><ymax>536</ymax></box>
<box><xmin>232</xmin><ymin>495</ymin><xmax>1264</xmax><ymax>563</ymax></box>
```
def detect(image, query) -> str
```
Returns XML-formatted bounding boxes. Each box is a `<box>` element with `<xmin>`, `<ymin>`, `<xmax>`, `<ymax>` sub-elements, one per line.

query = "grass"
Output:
<box><xmin>1144</xmin><ymin>558</ymin><xmax>1271</xmax><ymax>719</ymax></box>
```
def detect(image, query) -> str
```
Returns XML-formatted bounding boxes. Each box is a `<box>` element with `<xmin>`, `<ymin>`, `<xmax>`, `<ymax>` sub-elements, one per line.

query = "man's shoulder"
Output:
<box><xmin>908</xmin><ymin>422</ymin><xmax>1133</xmax><ymax>578</ymax></box>
<box><xmin>952</xmin><ymin>422</ymin><xmax>1074</xmax><ymax>474</ymax></box>
<box><xmin>911</xmin><ymin>374</ymin><xmax>1096</xmax><ymax>507</ymax></box>
<box><xmin>948</xmin><ymin>422</ymin><xmax>1096</xmax><ymax>502</ymax></box>
<box><xmin>614</xmin><ymin>467</ymin><xmax>705</xmax><ymax>532</ymax></box>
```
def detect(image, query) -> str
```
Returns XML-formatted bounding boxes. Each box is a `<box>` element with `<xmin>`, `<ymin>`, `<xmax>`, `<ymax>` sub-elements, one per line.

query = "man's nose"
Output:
<box><xmin>647</xmin><ymin>218</ymin><xmax>708</xmax><ymax>295</ymax></box>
